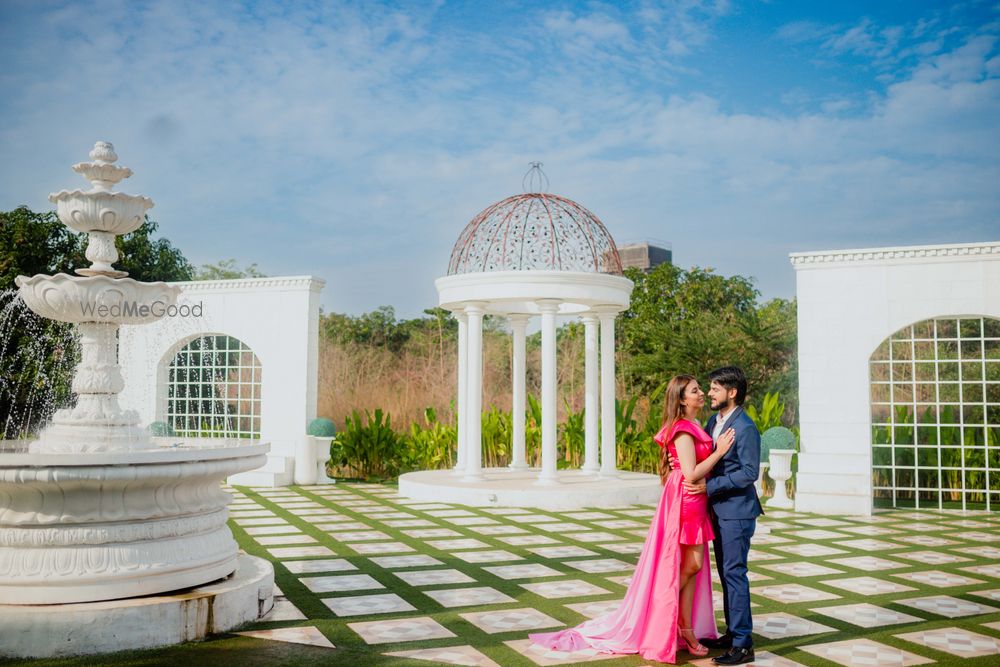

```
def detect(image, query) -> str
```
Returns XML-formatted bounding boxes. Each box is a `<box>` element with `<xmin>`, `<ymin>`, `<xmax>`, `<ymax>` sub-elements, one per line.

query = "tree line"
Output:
<box><xmin>1</xmin><ymin>205</ymin><xmax>797</xmax><ymax>442</ymax></box>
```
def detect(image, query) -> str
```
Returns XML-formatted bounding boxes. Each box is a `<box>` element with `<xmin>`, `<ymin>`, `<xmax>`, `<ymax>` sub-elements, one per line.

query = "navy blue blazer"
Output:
<box><xmin>705</xmin><ymin>407</ymin><xmax>764</xmax><ymax>519</ymax></box>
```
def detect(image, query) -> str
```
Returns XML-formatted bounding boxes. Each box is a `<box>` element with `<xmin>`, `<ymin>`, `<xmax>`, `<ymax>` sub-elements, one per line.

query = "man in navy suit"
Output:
<box><xmin>683</xmin><ymin>366</ymin><xmax>763</xmax><ymax>665</ymax></box>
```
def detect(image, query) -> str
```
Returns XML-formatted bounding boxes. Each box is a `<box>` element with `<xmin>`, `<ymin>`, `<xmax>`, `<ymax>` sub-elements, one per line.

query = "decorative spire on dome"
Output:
<box><xmin>522</xmin><ymin>162</ymin><xmax>549</xmax><ymax>193</ymax></box>
<box><xmin>448</xmin><ymin>165</ymin><xmax>623</xmax><ymax>275</ymax></box>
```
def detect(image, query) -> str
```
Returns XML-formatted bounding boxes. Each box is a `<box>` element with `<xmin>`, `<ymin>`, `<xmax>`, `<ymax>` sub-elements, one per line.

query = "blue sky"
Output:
<box><xmin>1</xmin><ymin>0</ymin><xmax>997</xmax><ymax>317</ymax></box>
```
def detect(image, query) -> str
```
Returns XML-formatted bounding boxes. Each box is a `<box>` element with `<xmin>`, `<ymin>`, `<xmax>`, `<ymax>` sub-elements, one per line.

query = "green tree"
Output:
<box><xmin>194</xmin><ymin>258</ymin><xmax>266</xmax><ymax>280</ymax></box>
<box><xmin>1</xmin><ymin>206</ymin><xmax>194</xmax><ymax>437</ymax></box>
<box><xmin>619</xmin><ymin>263</ymin><xmax>797</xmax><ymax>415</ymax></box>
<box><xmin>322</xmin><ymin>306</ymin><xmax>412</xmax><ymax>352</ymax></box>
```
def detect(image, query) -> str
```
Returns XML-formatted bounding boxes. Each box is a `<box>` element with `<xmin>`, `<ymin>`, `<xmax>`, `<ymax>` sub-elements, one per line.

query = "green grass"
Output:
<box><xmin>13</xmin><ymin>483</ymin><xmax>1000</xmax><ymax>666</ymax></box>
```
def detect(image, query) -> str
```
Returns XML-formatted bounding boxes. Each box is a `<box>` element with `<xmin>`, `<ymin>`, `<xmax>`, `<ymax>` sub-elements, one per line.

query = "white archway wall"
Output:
<box><xmin>119</xmin><ymin>276</ymin><xmax>325</xmax><ymax>485</ymax></box>
<box><xmin>791</xmin><ymin>243</ymin><xmax>1000</xmax><ymax>515</ymax></box>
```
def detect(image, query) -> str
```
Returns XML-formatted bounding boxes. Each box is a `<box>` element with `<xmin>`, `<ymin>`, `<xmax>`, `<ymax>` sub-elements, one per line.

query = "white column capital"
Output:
<box><xmin>508</xmin><ymin>313</ymin><xmax>531</xmax><ymax>327</ymax></box>
<box><xmin>590</xmin><ymin>304</ymin><xmax>622</xmax><ymax>317</ymax></box>
<box><xmin>579</xmin><ymin>312</ymin><xmax>599</xmax><ymax>325</ymax></box>
<box><xmin>463</xmin><ymin>301</ymin><xmax>489</xmax><ymax>315</ymax></box>
<box><xmin>535</xmin><ymin>299</ymin><xmax>561</xmax><ymax>314</ymax></box>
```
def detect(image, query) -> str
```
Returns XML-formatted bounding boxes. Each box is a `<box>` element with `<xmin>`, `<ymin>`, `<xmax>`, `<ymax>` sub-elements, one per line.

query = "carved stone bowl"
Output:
<box><xmin>49</xmin><ymin>189</ymin><xmax>153</xmax><ymax>236</ymax></box>
<box><xmin>14</xmin><ymin>274</ymin><xmax>181</xmax><ymax>325</ymax></box>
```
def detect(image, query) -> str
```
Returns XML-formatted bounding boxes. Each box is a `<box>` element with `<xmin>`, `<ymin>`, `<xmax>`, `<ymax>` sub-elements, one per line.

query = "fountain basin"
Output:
<box><xmin>0</xmin><ymin>442</ymin><xmax>268</xmax><ymax>604</ymax></box>
<box><xmin>49</xmin><ymin>189</ymin><xmax>153</xmax><ymax>235</ymax></box>
<box><xmin>0</xmin><ymin>553</ymin><xmax>273</xmax><ymax>659</ymax></box>
<box><xmin>14</xmin><ymin>273</ymin><xmax>181</xmax><ymax>324</ymax></box>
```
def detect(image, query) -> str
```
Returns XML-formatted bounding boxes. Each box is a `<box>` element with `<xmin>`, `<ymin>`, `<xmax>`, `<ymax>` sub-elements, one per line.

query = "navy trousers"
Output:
<box><xmin>711</xmin><ymin>516</ymin><xmax>756</xmax><ymax>648</ymax></box>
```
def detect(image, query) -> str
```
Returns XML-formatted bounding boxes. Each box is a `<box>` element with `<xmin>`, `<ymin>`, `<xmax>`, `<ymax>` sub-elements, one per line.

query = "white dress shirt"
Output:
<box><xmin>712</xmin><ymin>405</ymin><xmax>736</xmax><ymax>444</ymax></box>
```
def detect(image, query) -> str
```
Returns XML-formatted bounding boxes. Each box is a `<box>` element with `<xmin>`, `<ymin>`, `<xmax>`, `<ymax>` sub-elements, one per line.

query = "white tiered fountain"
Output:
<box><xmin>0</xmin><ymin>143</ymin><xmax>273</xmax><ymax>658</ymax></box>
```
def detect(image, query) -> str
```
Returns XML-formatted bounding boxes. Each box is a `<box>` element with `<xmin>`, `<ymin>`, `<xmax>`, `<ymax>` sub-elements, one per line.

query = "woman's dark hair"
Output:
<box><xmin>659</xmin><ymin>374</ymin><xmax>696</xmax><ymax>485</ymax></box>
<box><xmin>709</xmin><ymin>366</ymin><xmax>747</xmax><ymax>405</ymax></box>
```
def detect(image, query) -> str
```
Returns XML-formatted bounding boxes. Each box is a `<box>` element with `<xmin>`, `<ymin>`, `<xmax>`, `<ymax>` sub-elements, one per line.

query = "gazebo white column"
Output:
<box><xmin>463</xmin><ymin>302</ymin><xmax>486</xmax><ymax>481</ymax></box>
<box><xmin>598</xmin><ymin>308</ymin><xmax>619</xmax><ymax>478</ymax></box>
<box><xmin>536</xmin><ymin>299</ymin><xmax>560</xmax><ymax>484</ymax></box>
<box><xmin>581</xmin><ymin>313</ymin><xmax>600</xmax><ymax>473</ymax></box>
<box><xmin>508</xmin><ymin>314</ymin><xmax>530</xmax><ymax>470</ymax></box>
<box><xmin>453</xmin><ymin>308</ymin><xmax>468</xmax><ymax>475</ymax></box>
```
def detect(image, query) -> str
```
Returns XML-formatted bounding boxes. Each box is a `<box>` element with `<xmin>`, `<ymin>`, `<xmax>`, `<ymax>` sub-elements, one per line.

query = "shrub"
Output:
<box><xmin>307</xmin><ymin>417</ymin><xmax>336</xmax><ymax>437</ymax></box>
<box><xmin>760</xmin><ymin>426</ymin><xmax>796</xmax><ymax>462</ymax></box>
<box><xmin>330</xmin><ymin>409</ymin><xmax>403</xmax><ymax>480</ymax></box>
<box><xmin>403</xmin><ymin>407</ymin><xmax>456</xmax><ymax>472</ymax></box>
<box><xmin>745</xmin><ymin>392</ymin><xmax>786</xmax><ymax>432</ymax></box>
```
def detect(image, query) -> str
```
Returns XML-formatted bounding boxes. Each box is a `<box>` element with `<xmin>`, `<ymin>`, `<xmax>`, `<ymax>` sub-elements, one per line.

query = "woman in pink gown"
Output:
<box><xmin>530</xmin><ymin>375</ymin><xmax>735</xmax><ymax>663</ymax></box>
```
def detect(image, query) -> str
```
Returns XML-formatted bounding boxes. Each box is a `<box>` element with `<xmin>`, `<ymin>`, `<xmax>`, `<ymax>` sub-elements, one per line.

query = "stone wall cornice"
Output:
<box><xmin>170</xmin><ymin>275</ymin><xmax>325</xmax><ymax>292</ymax></box>
<box><xmin>789</xmin><ymin>241</ymin><xmax>1000</xmax><ymax>268</ymax></box>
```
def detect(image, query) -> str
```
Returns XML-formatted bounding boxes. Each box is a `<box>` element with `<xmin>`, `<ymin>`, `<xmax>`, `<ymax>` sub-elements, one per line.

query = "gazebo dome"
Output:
<box><xmin>447</xmin><ymin>193</ymin><xmax>623</xmax><ymax>276</ymax></box>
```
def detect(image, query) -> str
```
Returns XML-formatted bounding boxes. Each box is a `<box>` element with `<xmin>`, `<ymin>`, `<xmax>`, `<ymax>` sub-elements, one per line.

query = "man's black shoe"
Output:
<box><xmin>699</xmin><ymin>633</ymin><xmax>733</xmax><ymax>649</ymax></box>
<box><xmin>712</xmin><ymin>647</ymin><xmax>755</xmax><ymax>665</ymax></box>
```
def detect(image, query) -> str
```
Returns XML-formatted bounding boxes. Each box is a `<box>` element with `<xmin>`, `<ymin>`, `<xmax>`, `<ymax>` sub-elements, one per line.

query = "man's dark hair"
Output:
<box><xmin>709</xmin><ymin>366</ymin><xmax>748</xmax><ymax>406</ymax></box>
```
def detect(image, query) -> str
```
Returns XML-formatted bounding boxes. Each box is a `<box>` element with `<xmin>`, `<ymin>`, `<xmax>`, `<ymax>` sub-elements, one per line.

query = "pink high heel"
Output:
<box><xmin>679</xmin><ymin>628</ymin><xmax>709</xmax><ymax>656</ymax></box>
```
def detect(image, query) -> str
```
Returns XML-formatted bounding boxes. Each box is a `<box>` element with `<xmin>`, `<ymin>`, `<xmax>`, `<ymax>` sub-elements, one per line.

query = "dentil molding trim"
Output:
<box><xmin>790</xmin><ymin>241</ymin><xmax>1000</xmax><ymax>267</ymax></box>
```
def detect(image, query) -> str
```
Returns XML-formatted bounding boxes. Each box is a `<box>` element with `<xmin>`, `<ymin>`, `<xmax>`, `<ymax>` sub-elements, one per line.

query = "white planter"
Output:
<box><xmin>767</xmin><ymin>449</ymin><xmax>795</xmax><ymax>509</ymax></box>
<box><xmin>294</xmin><ymin>435</ymin><xmax>318</xmax><ymax>485</ymax></box>
<box><xmin>312</xmin><ymin>435</ymin><xmax>335</xmax><ymax>484</ymax></box>
<box><xmin>293</xmin><ymin>435</ymin><xmax>335</xmax><ymax>485</ymax></box>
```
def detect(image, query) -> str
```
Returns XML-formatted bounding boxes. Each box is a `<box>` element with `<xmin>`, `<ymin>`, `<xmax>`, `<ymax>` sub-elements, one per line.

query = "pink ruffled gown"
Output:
<box><xmin>529</xmin><ymin>419</ymin><xmax>718</xmax><ymax>663</ymax></box>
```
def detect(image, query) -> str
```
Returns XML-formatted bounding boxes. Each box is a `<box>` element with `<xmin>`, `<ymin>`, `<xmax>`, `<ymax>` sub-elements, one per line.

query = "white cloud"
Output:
<box><xmin>0</xmin><ymin>1</ymin><xmax>996</xmax><ymax>316</ymax></box>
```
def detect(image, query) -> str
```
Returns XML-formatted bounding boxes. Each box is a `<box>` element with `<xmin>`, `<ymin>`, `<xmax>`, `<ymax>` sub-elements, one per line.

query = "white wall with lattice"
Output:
<box><xmin>791</xmin><ymin>243</ymin><xmax>1000</xmax><ymax>515</ymax></box>
<box><xmin>118</xmin><ymin>276</ymin><xmax>324</xmax><ymax>485</ymax></box>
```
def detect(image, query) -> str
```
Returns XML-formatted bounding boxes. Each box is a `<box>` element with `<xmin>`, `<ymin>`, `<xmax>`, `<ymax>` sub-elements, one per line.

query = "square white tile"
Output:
<box><xmin>483</xmin><ymin>563</ymin><xmax>563</xmax><ymax>580</ymax></box>
<box><xmin>282</xmin><ymin>558</ymin><xmax>357</xmax><ymax>574</ymax></box>
<box><xmin>394</xmin><ymin>568</ymin><xmax>476</xmax><ymax>587</ymax></box>
<box><xmin>798</xmin><ymin>638</ymin><xmax>932</xmax><ymax>667</ymax></box>
<box><xmin>520</xmin><ymin>580</ymin><xmax>611</xmax><ymax>598</ymax></box>
<box><xmin>348</xmin><ymin>541</ymin><xmax>415</xmax><ymax>555</ymax></box>
<box><xmin>894</xmin><ymin>627</ymin><xmax>1000</xmax><ymax>658</ymax></box>
<box><xmin>322</xmin><ymin>593</ymin><xmax>416</xmax><ymax>617</ymax></box>
<box><xmin>423</xmin><ymin>586</ymin><xmax>516</xmax><ymax>608</ymax></box>
<box><xmin>348</xmin><ymin>616</ymin><xmax>455</xmax><ymax>644</ymax></box>
<box><xmin>460</xmin><ymin>607</ymin><xmax>564</xmax><ymax>634</ymax></box>
<box><xmin>369</xmin><ymin>554</ymin><xmax>443</xmax><ymax>569</ymax></box>
<box><xmin>895</xmin><ymin>594</ymin><xmax>1000</xmax><ymax>618</ymax></box>
<box><xmin>300</xmin><ymin>573</ymin><xmax>384</xmax><ymax>593</ymax></box>
<box><xmin>752</xmin><ymin>612</ymin><xmax>837</xmax><ymax>639</ymax></box>
<box><xmin>811</xmin><ymin>603</ymin><xmax>923</xmax><ymax>628</ymax></box>
<box><xmin>752</xmin><ymin>584</ymin><xmax>840</xmax><ymax>603</ymax></box>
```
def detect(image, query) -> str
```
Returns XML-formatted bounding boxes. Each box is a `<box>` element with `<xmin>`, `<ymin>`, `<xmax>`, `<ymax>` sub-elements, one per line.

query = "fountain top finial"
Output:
<box><xmin>71</xmin><ymin>141</ymin><xmax>133</xmax><ymax>192</ymax></box>
<box><xmin>89</xmin><ymin>141</ymin><xmax>118</xmax><ymax>164</ymax></box>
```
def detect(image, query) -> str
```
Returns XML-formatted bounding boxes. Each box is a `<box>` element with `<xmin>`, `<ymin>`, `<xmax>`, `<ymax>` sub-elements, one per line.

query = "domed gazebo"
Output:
<box><xmin>399</xmin><ymin>167</ymin><xmax>661</xmax><ymax>508</ymax></box>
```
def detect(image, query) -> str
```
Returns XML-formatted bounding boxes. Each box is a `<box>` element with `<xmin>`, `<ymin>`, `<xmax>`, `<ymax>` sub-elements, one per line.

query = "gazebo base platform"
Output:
<box><xmin>399</xmin><ymin>467</ymin><xmax>662</xmax><ymax>510</ymax></box>
<box><xmin>0</xmin><ymin>554</ymin><xmax>273</xmax><ymax>659</ymax></box>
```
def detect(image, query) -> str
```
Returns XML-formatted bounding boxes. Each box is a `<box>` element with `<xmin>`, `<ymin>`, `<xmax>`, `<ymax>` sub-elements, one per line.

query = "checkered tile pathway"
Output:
<box><xmin>218</xmin><ymin>482</ymin><xmax>1000</xmax><ymax>666</ymax></box>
